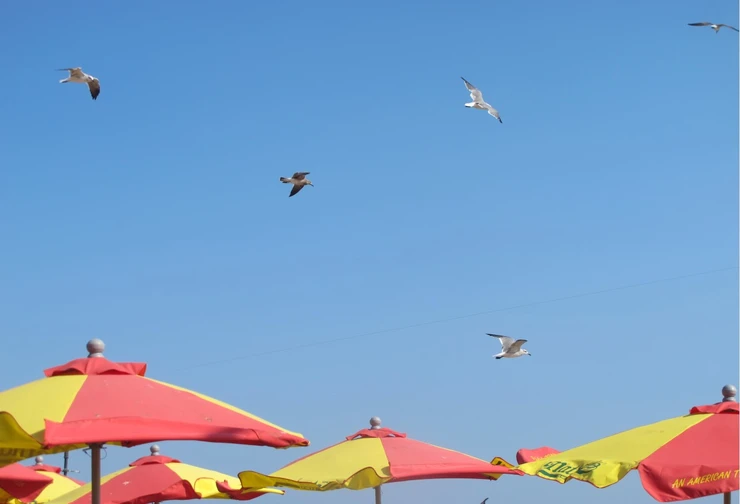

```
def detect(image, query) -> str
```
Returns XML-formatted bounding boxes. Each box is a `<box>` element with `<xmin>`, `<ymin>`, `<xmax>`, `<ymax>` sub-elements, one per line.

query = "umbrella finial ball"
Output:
<box><xmin>370</xmin><ymin>416</ymin><xmax>382</xmax><ymax>429</ymax></box>
<box><xmin>87</xmin><ymin>339</ymin><xmax>105</xmax><ymax>358</ymax></box>
<box><xmin>34</xmin><ymin>456</ymin><xmax>43</xmax><ymax>464</ymax></box>
<box><xmin>150</xmin><ymin>444</ymin><xmax>160</xmax><ymax>455</ymax></box>
<box><xmin>722</xmin><ymin>384</ymin><xmax>737</xmax><ymax>402</ymax></box>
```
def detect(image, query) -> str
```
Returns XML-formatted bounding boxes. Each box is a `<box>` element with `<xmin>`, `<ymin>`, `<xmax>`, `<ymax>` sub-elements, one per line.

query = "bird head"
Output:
<box><xmin>306</xmin><ymin>180</ymin><xmax>314</xmax><ymax>187</ymax></box>
<box><xmin>523</xmin><ymin>350</ymin><xmax>532</xmax><ymax>356</ymax></box>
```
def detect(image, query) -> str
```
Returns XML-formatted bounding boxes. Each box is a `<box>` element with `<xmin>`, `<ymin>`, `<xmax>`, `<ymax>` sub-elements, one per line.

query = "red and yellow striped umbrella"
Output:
<box><xmin>230</xmin><ymin>418</ymin><xmax>522</xmax><ymax>503</ymax></box>
<box><xmin>46</xmin><ymin>446</ymin><xmax>284</xmax><ymax>504</ymax></box>
<box><xmin>6</xmin><ymin>459</ymin><xmax>84</xmax><ymax>504</ymax></box>
<box><xmin>0</xmin><ymin>341</ymin><xmax>309</xmax><ymax>468</ymax></box>
<box><xmin>0</xmin><ymin>463</ymin><xmax>53</xmax><ymax>503</ymax></box>
<box><xmin>0</xmin><ymin>340</ymin><xmax>309</xmax><ymax>504</ymax></box>
<box><xmin>513</xmin><ymin>400</ymin><xmax>739</xmax><ymax>502</ymax></box>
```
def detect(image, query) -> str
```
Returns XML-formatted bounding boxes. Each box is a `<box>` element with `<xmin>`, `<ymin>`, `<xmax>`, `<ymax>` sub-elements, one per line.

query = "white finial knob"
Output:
<box><xmin>369</xmin><ymin>416</ymin><xmax>381</xmax><ymax>429</ymax></box>
<box><xmin>150</xmin><ymin>444</ymin><xmax>160</xmax><ymax>455</ymax></box>
<box><xmin>34</xmin><ymin>456</ymin><xmax>44</xmax><ymax>464</ymax></box>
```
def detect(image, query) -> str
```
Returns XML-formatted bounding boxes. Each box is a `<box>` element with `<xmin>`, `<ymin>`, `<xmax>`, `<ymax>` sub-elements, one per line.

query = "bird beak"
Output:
<box><xmin>529</xmin><ymin>353</ymin><xmax>533</xmax><ymax>356</ymax></box>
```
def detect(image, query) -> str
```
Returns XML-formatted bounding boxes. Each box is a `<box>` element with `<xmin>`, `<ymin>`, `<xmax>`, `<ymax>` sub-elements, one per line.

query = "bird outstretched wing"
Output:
<box><xmin>88</xmin><ymin>78</ymin><xmax>100</xmax><ymax>100</ymax></box>
<box><xmin>487</xmin><ymin>333</ymin><xmax>515</xmax><ymax>350</ymax></box>
<box><xmin>509</xmin><ymin>339</ymin><xmax>528</xmax><ymax>352</ymax></box>
<box><xmin>461</xmin><ymin>77</ymin><xmax>484</xmax><ymax>103</ymax></box>
<box><xmin>292</xmin><ymin>172</ymin><xmax>310</xmax><ymax>180</ymax></box>
<box><xmin>57</xmin><ymin>67</ymin><xmax>84</xmax><ymax>78</ymax></box>
<box><xmin>486</xmin><ymin>106</ymin><xmax>502</xmax><ymax>123</ymax></box>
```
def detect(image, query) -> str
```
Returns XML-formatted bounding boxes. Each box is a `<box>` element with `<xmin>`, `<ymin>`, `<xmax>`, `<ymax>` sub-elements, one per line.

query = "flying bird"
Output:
<box><xmin>461</xmin><ymin>77</ymin><xmax>502</xmax><ymax>123</ymax></box>
<box><xmin>280</xmin><ymin>172</ymin><xmax>314</xmax><ymax>197</ymax></box>
<box><xmin>688</xmin><ymin>22</ymin><xmax>739</xmax><ymax>33</ymax></box>
<box><xmin>480</xmin><ymin>499</ymin><xmax>489</xmax><ymax>504</ymax></box>
<box><xmin>57</xmin><ymin>67</ymin><xmax>101</xmax><ymax>100</ymax></box>
<box><xmin>487</xmin><ymin>333</ymin><xmax>531</xmax><ymax>359</ymax></box>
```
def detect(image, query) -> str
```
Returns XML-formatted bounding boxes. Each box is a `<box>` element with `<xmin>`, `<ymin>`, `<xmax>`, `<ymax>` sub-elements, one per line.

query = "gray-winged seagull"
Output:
<box><xmin>688</xmin><ymin>22</ymin><xmax>739</xmax><ymax>33</ymax></box>
<box><xmin>461</xmin><ymin>77</ymin><xmax>502</xmax><ymax>123</ymax></box>
<box><xmin>57</xmin><ymin>67</ymin><xmax>101</xmax><ymax>100</ymax></box>
<box><xmin>280</xmin><ymin>172</ymin><xmax>314</xmax><ymax>197</ymax></box>
<box><xmin>487</xmin><ymin>333</ymin><xmax>531</xmax><ymax>359</ymax></box>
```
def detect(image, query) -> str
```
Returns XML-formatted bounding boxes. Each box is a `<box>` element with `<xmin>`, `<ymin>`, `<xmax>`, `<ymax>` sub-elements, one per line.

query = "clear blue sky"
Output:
<box><xmin>0</xmin><ymin>0</ymin><xmax>738</xmax><ymax>503</ymax></box>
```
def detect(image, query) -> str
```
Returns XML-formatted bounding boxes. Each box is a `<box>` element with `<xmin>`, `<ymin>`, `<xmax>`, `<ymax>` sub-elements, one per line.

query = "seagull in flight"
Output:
<box><xmin>480</xmin><ymin>499</ymin><xmax>489</xmax><ymax>504</ymax></box>
<box><xmin>57</xmin><ymin>67</ymin><xmax>101</xmax><ymax>100</ymax></box>
<box><xmin>688</xmin><ymin>22</ymin><xmax>739</xmax><ymax>33</ymax></box>
<box><xmin>487</xmin><ymin>333</ymin><xmax>531</xmax><ymax>359</ymax></box>
<box><xmin>461</xmin><ymin>77</ymin><xmax>502</xmax><ymax>123</ymax></box>
<box><xmin>279</xmin><ymin>172</ymin><xmax>314</xmax><ymax>197</ymax></box>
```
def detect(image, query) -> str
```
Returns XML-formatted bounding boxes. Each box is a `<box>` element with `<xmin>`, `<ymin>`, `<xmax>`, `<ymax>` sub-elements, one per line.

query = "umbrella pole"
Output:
<box><xmin>369</xmin><ymin>417</ymin><xmax>383</xmax><ymax>504</ymax></box>
<box><xmin>90</xmin><ymin>443</ymin><xmax>102</xmax><ymax>504</ymax></box>
<box><xmin>720</xmin><ymin>386</ymin><xmax>737</xmax><ymax>504</ymax></box>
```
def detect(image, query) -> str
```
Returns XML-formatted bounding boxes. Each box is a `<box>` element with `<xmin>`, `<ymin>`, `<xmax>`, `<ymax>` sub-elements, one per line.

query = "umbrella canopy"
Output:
<box><xmin>6</xmin><ymin>457</ymin><xmax>85</xmax><ymax>504</ymax></box>
<box><xmin>230</xmin><ymin>417</ymin><xmax>522</xmax><ymax>499</ymax></box>
<box><xmin>0</xmin><ymin>463</ymin><xmax>53</xmax><ymax>503</ymax></box>
<box><xmin>46</xmin><ymin>445</ymin><xmax>284</xmax><ymax>504</ymax></box>
<box><xmin>515</xmin><ymin>447</ymin><xmax>559</xmax><ymax>464</ymax></box>
<box><xmin>0</xmin><ymin>341</ymin><xmax>308</xmax><ymax>465</ymax></box>
<box><xmin>514</xmin><ymin>399</ymin><xmax>739</xmax><ymax>502</ymax></box>
<box><xmin>0</xmin><ymin>340</ymin><xmax>309</xmax><ymax>504</ymax></box>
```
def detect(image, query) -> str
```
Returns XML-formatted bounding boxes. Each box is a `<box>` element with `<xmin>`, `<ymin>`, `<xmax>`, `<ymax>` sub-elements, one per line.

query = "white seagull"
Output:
<box><xmin>688</xmin><ymin>22</ymin><xmax>739</xmax><ymax>33</ymax></box>
<box><xmin>57</xmin><ymin>67</ymin><xmax>101</xmax><ymax>100</ymax></box>
<box><xmin>461</xmin><ymin>77</ymin><xmax>502</xmax><ymax>123</ymax></box>
<box><xmin>487</xmin><ymin>333</ymin><xmax>531</xmax><ymax>359</ymax></box>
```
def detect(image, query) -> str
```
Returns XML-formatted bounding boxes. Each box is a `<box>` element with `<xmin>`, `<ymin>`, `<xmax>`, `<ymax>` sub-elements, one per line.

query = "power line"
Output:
<box><xmin>177</xmin><ymin>265</ymin><xmax>737</xmax><ymax>371</ymax></box>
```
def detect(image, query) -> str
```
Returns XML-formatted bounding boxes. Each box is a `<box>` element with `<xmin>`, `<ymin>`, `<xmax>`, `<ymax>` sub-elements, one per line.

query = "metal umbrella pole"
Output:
<box><xmin>151</xmin><ymin>444</ymin><xmax>162</xmax><ymax>504</ymax></box>
<box><xmin>721</xmin><ymin>384</ymin><xmax>736</xmax><ymax>504</ymax></box>
<box><xmin>87</xmin><ymin>340</ymin><xmax>105</xmax><ymax>504</ymax></box>
<box><xmin>370</xmin><ymin>416</ymin><xmax>382</xmax><ymax>504</ymax></box>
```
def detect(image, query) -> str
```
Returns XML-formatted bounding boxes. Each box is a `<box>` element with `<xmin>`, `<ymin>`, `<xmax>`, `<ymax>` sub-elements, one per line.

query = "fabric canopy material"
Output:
<box><xmin>47</xmin><ymin>449</ymin><xmax>284</xmax><ymax>504</ymax></box>
<box><xmin>6</xmin><ymin>461</ymin><xmax>84</xmax><ymax>504</ymax></box>
<box><xmin>0</xmin><ymin>349</ymin><xmax>309</xmax><ymax>468</ymax></box>
<box><xmin>0</xmin><ymin>340</ymin><xmax>310</xmax><ymax>504</ymax></box>
<box><xmin>0</xmin><ymin>463</ymin><xmax>53</xmax><ymax>503</ymax></box>
<box><xmin>515</xmin><ymin>401</ymin><xmax>739</xmax><ymax>502</ymax></box>
<box><xmin>234</xmin><ymin>423</ymin><xmax>522</xmax><ymax>492</ymax></box>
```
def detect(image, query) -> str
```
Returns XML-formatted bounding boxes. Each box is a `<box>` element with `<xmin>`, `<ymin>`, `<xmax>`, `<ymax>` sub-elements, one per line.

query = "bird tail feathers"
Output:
<box><xmin>279</xmin><ymin>177</ymin><xmax>291</xmax><ymax>183</ymax></box>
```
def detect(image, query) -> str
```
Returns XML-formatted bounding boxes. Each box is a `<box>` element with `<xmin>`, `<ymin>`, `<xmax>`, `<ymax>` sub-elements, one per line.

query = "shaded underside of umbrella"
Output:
<box><xmin>7</xmin><ymin>462</ymin><xmax>84</xmax><ymax>504</ymax></box>
<box><xmin>0</xmin><ymin>350</ymin><xmax>309</xmax><ymax>468</ymax></box>
<box><xmin>514</xmin><ymin>401</ymin><xmax>739</xmax><ymax>502</ymax></box>
<box><xmin>0</xmin><ymin>463</ymin><xmax>53</xmax><ymax>503</ymax></box>
<box><xmin>235</xmin><ymin>423</ymin><xmax>522</xmax><ymax>492</ymax></box>
<box><xmin>47</xmin><ymin>451</ymin><xmax>284</xmax><ymax>504</ymax></box>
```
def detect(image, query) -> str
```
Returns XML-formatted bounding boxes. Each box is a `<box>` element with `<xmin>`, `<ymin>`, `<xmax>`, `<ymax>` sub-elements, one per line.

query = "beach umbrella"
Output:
<box><xmin>0</xmin><ymin>340</ymin><xmax>309</xmax><ymax>504</ymax></box>
<box><xmin>0</xmin><ymin>463</ymin><xmax>53</xmax><ymax>503</ymax></box>
<box><xmin>222</xmin><ymin>417</ymin><xmax>523</xmax><ymax>504</ymax></box>
<box><xmin>47</xmin><ymin>444</ymin><xmax>284</xmax><ymax>504</ymax></box>
<box><xmin>5</xmin><ymin>457</ymin><xmax>84</xmax><ymax>504</ymax></box>
<box><xmin>511</xmin><ymin>385</ymin><xmax>739</xmax><ymax>503</ymax></box>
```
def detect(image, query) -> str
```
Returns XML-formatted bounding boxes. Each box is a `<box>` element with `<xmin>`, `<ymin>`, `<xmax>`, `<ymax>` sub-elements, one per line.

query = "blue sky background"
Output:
<box><xmin>0</xmin><ymin>0</ymin><xmax>738</xmax><ymax>503</ymax></box>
